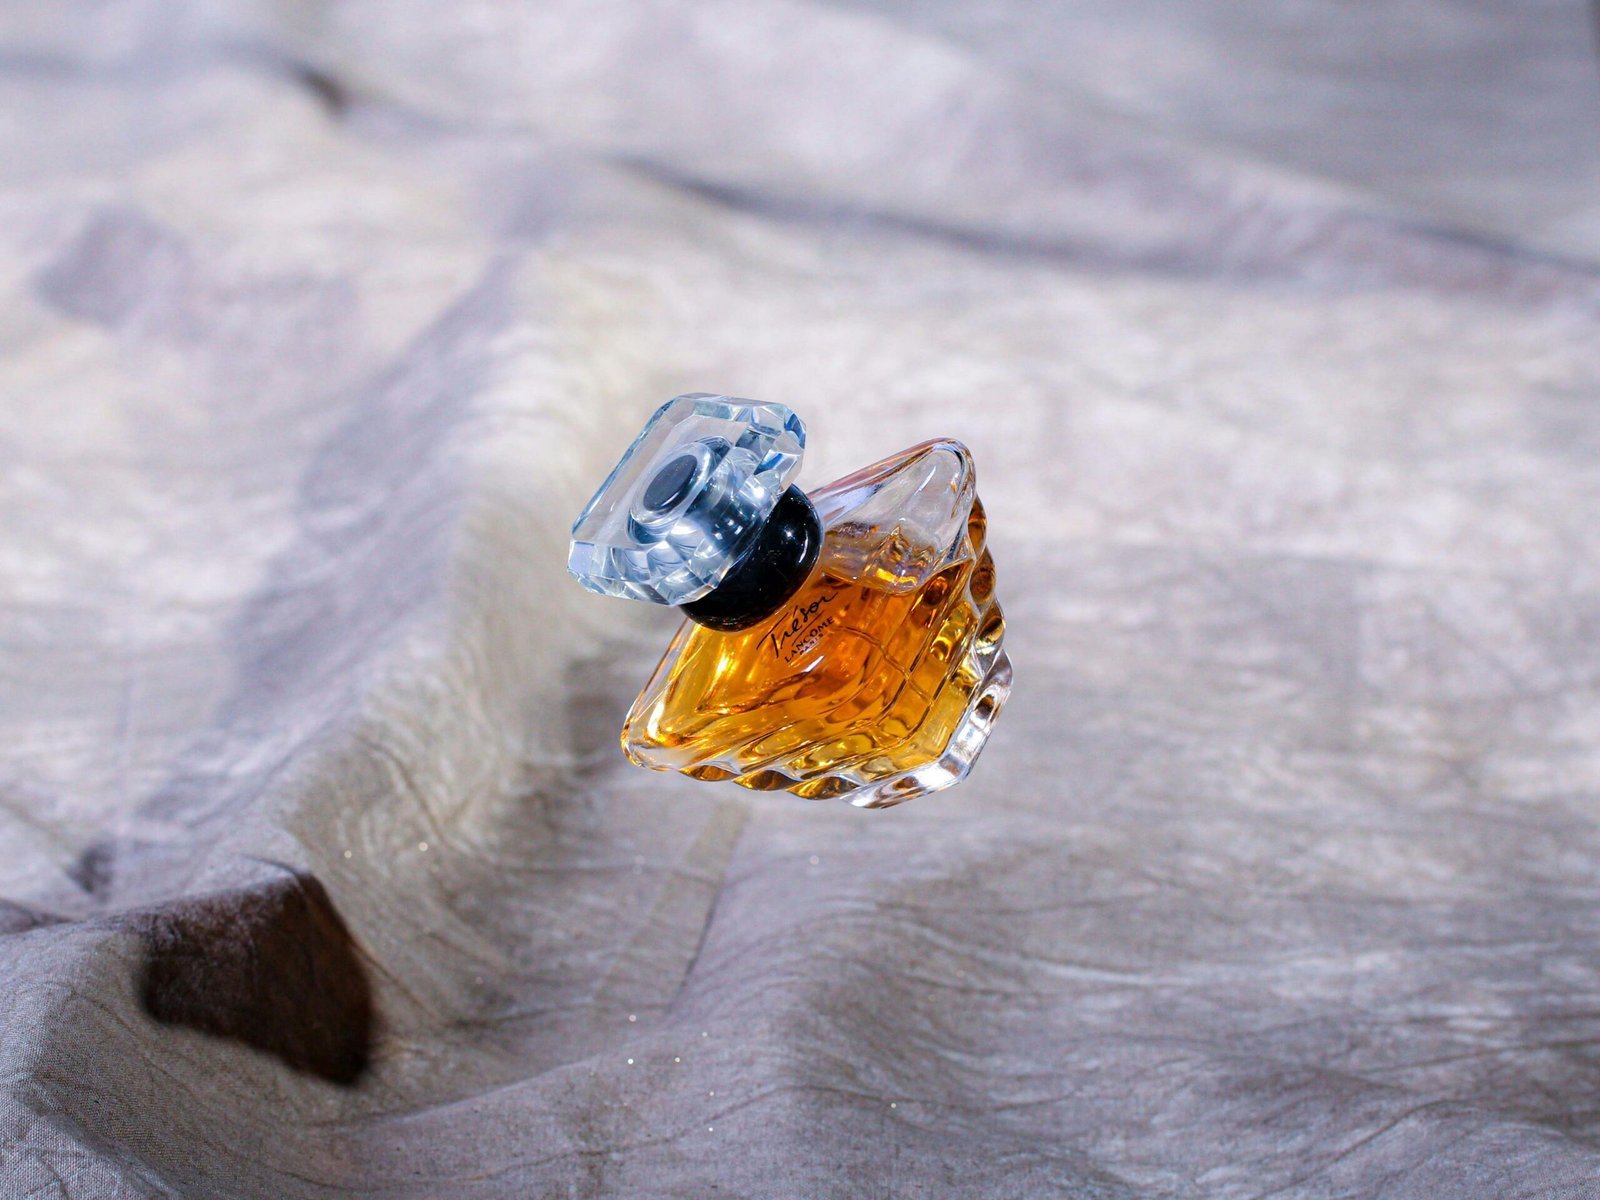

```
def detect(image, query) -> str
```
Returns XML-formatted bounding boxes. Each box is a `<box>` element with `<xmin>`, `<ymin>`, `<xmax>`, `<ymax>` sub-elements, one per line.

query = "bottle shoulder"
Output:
<box><xmin>810</xmin><ymin>439</ymin><xmax>979</xmax><ymax>594</ymax></box>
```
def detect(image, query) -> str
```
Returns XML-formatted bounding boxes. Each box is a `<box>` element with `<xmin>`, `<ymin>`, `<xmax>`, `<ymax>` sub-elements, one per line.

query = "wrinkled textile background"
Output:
<box><xmin>3</xmin><ymin>3</ymin><xmax>1600</xmax><ymax>1197</ymax></box>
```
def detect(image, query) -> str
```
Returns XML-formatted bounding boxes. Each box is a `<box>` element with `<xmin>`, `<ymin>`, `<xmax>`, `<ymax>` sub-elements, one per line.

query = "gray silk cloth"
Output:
<box><xmin>3</xmin><ymin>3</ymin><xmax>1599</xmax><ymax>1197</ymax></box>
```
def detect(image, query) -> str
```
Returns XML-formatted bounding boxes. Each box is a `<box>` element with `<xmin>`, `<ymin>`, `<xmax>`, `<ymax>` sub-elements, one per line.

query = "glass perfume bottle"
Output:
<box><xmin>568</xmin><ymin>395</ymin><xmax>1010</xmax><ymax>807</ymax></box>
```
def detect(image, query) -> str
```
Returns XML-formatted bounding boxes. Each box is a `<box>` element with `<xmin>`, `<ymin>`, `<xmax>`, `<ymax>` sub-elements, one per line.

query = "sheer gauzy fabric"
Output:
<box><xmin>3</xmin><ymin>4</ymin><xmax>1600</xmax><ymax>1197</ymax></box>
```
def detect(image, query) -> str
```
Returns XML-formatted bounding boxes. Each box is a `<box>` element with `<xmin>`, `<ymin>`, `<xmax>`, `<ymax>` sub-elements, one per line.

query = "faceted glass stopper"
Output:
<box><xmin>568</xmin><ymin>394</ymin><xmax>807</xmax><ymax>606</ymax></box>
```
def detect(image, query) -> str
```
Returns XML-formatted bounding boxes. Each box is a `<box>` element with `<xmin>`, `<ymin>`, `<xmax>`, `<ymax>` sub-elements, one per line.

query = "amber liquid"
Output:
<box><xmin>623</xmin><ymin>501</ymin><xmax>1007</xmax><ymax>805</ymax></box>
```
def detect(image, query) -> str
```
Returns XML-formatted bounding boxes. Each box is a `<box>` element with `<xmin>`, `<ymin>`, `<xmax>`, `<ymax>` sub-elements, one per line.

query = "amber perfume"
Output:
<box><xmin>568</xmin><ymin>395</ymin><xmax>1010</xmax><ymax>807</ymax></box>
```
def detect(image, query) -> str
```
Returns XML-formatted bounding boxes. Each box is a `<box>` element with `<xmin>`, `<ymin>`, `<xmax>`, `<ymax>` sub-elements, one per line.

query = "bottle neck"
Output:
<box><xmin>679</xmin><ymin>486</ymin><xmax>822</xmax><ymax>632</ymax></box>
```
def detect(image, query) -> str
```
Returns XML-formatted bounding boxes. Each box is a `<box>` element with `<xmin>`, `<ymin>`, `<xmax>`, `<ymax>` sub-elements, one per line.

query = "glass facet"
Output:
<box><xmin>568</xmin><ymin>394</ymin><xmax>807</xmax><ymax>606</ymax></box>
<box><xmin>622</xmin><ymin>439</ymin><xmax>1011</xmax><ymax>807</ymax></box>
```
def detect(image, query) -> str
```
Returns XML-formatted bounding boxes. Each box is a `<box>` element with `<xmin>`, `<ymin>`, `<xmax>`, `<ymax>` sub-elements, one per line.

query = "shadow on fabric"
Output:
<box><xmin>134</xmin><ymin>872</ymin><xmax>376</xmax><ymax>1086</ymax></box>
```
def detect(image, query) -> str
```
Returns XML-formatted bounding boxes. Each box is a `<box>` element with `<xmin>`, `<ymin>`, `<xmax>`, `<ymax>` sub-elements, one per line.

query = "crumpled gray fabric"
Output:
<box><xmin>3</xmin><ymin>3</ymin><xmax>1599</xmax><ymax>1196</ymax></box>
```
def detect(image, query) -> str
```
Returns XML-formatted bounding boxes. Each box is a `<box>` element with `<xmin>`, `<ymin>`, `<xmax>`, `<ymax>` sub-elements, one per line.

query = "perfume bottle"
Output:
<box><xmin>568</xmin><ymin>395</ymin><xmax>1010</xmax><ymax>807</ymax></box>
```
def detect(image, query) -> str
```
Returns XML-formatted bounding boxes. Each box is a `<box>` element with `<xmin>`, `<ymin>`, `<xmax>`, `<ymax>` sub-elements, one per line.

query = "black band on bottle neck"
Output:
<box><xmin>680</xmin><ymin>485</ymin><xmax>822</xmax><ymax>632</ymax></box>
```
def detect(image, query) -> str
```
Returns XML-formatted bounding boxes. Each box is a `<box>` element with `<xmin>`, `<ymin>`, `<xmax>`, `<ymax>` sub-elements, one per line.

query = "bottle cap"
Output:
<box><xmin>568</xmin><ymin>394</ymin><xmax>807</xmax><ymax>607</ymax></box>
